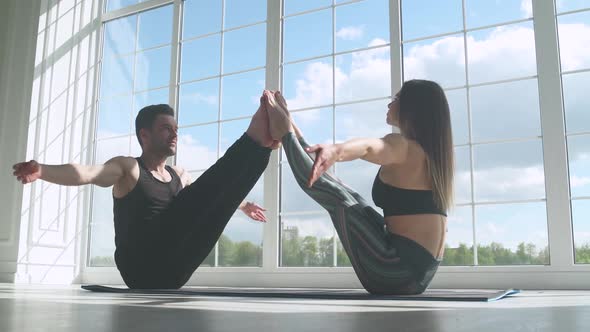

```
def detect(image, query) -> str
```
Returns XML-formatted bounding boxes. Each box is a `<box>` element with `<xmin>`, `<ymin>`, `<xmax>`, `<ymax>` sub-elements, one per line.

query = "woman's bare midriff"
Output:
<box><xmin>384</xmin><ymin>214</ymin><xmax>446</xmax><ymax>259</ymax></box>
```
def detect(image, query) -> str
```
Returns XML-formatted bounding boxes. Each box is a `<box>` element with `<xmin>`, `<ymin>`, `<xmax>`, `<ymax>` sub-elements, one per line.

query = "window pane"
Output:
<box><xmin>442</xmin><ymin>205</ymin><xmax>474</xmax><ymax>266</ymax></box>
<box><xmin>181</xmin><ymin>35</ymin><xmax>221</xmax><ymax>82</ymax></box>
<box><xmin>220</xmin><ymin>118</ymin><xmax>249</xmax><ymax>155</ymax></box>
<box><xmin>95</xmin><ymin>136</ymin><xmax>131</xmax><ymax>164</ymax></box>
<box><xmin>283</xmin><ymin>56</ymin><xmax>333</xmax><ymax>110</ymax></box>
<box><xmin>473</xmin><ymin>140</ymin><xmax>545</xmax><ymax>202</ymax></box>
<box><xmin>134</xmin><ymin>46</ymin><xmax>171</xmax><ymax>91</ymax></box>
<box><xmin>56</xmin><ymin>6</ymin><xmax>74</xmax><ymax>50</ymax></box>
<box><xmin>281</xmin><ymin>108</ymin><xmax>333</xmax><ymax>161</ymax></box>
<box><xmin>567</xmin><ymin>135</ymin><xmax>590</xmax><ymax>198</ymax></box>
<box><xmin>335</xmin><ymin>0</ymin><xmax>389</xmax><ymax>53</ymax></box>
<box><xmin>182</xmin><ymin>0</ymin><xmax>222</xmax><ymax>39</ymax></box>
<box><xmin>88</xmin><ymin>223</ymin><xmax>115</xmax><ymax>267</ymax></box>
<box><xmin>475</xmin><ymin>202</ymin><xmax>549</xmax><ymax>265</ymax></box>
<box><xmin>281</xmin><ymin>213</ymin><xmax>335</xmax><ymax>267</ymax></box>
<box><xmin>281</xmin><ymin>163</ymin><xmax>324</xmax><ymax>213</ymax></box>
<box><xmin>470</xmin><ymin>79</ymin><xmax>541</xmax><ymax>143</ymax></box>
<box><xmin>133</xmin><ymin>88</ymin><xmax>169</xmax><ymax>115</ymax></box>
<box><xmin>563</xmin><ymin>71</ymin><xmax>590</xmax><ymax>134</ymax></box>
<box><xmin>335</xmin><ymin>46</ymin><xmax>391</xmax><ymax>103</ymax></box>
<box><xmin>335</xmin><ymin>100</ymin><xmax>392</xmax><ymax>142</ymax></box>
<box><xmin>465</xmin><ymin>0</ymin><xmax>532</xmax><ymax>29</ymax></box>
<box><xmin>572</xmin><ymin>199</ymin><xmax>590</xmax><ymax>264</ymax></box>
<box><xmin>403</xmin><ymin>34</ymin><xmax>466</xmax><ymax>88</ymax></box>
<box><xmin>103</xmin><ymin>15</ymin><xmax>137</xmax><ymax>55</ymax></box>
<box><xmin>97</xmin><ymin>95</ymin><xmax>132</xmax><ymax>139</ymax></box>
<box><xmin>446</xmin><ymin>89</ymin><xmax>469</xmax><ymax>145</ymax></box>
<box><xmin>179</xmin><ymin>78</ymin><xmax>219</xmax><ymax>126</ymax></box>
<box><xmin>223</xmin><ymin>24</ymin><xmax>266</xmax><ymax>73</ymax></box>
<box><xmin>557</xmin><ymin>11</ymin><xmax>590</xmax><ymax>72</ymax></box>
<box><xmin>90</xmin><ymin>186</ymin><xmax>114</xmax><ymax>226</ymax></box>
<box><xmin>137</xmin><ymin>5</ymin><xmax>172</xmax><ymax>51</ymax></box>
<box><xmin>177</xmin><ymin>124</ymin><xmax>218</xmax><ymax>171</ymax></box>
<box><xmin>336</xmin><ymin>159</ymin><xmax>380</xmax><ymax>210</ymax></box>
<box><xmin>105</xmin><ymin>0</ymin><xmax>138</xmax><ymax>12</ymax></box>
<box><xmin>285</xmin><ymin>0</ymin><xmax>331</xmax><ymax>16</ymax></box>
<box><xmin>556</xmin><ymin>0</ymin><xmax>590</xmax><ymax>13</ymax></box>
<box><xmin>284</xmin><ymin>9</ymin><xmax>332</xmax><ymax>62</ymax></box>
<box><xmin>100</xmin><ymin>54</ymin><xmax>134</xmax><ymax>98</ymax></box>
<box><xmin>224</xmin><ymin>0</ymin><xmax>266</xmax><ymax>29</ymax></box>
<box><xmin>219</xmin><ymin>178</ymin><xmax>264</xmax><ymax>267</ymax></box>
<box><xmin>221</xmin><ymin>69</ymin><xmax>265</xmax><ymax>120</ymax></box>
<box><xmin>454</xmin><ymin>146</ymin><xmax>472</xmax><ymax>204</ymax></box>
<box><xmin>467</xmin><ymin>22</ymin><xmax>537</xmax><ymax>84</ymax></box>
<box><xmin>401</xmin><ymin>0</ymin><xmax>463</xmax><ymax>40</ymax></box>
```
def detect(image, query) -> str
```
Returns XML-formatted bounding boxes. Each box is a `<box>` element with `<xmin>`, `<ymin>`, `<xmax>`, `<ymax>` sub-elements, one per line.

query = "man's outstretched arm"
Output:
<box><xmin>12</xmin><ymin>156</ymin><xmax>128</xmax><ymax>187</ymax></box>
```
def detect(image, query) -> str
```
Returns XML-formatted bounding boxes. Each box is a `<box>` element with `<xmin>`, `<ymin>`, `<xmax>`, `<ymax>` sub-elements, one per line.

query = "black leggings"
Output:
<box><xmin>282</xmin><ymin>132</ymin><xmax>440</xmax><ymax>295</ymax></box>
<box><xmin>120</xmin><ymin>133</ymin><xmax>271</xmax><ymax>289</ymax></box>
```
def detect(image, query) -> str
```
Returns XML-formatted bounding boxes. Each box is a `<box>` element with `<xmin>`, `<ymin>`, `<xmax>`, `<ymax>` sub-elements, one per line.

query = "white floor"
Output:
<box><xmin>1</xmin><ymin>284</ymin><xmax>590</xmax><ymax>331</ymax></box>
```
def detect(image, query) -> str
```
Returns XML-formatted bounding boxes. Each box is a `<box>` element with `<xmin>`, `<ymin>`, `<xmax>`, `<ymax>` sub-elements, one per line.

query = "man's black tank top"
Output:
<box><xmin>113</xmin><ymin>157</ymin><xmax>183</xmax><ymax>257</ymax></box>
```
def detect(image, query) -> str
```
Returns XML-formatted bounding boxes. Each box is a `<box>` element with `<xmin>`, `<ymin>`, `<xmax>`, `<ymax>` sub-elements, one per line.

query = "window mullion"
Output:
<box><xmin>262</xmin><ymin>0</ymin><xmax>282</xmax><ymax>272</ymax></box>
<box><xmin>532</xmin><ymin>0</ymin><xmax>574</xmax><ymax>267</ymax></box>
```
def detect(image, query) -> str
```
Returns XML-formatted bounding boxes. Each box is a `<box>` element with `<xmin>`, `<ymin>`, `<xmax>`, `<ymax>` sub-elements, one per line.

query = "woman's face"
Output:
<box><xmin>387</xmin><ymin>92</ymin><xmax>400</xmax><ymax>127</ymax></box>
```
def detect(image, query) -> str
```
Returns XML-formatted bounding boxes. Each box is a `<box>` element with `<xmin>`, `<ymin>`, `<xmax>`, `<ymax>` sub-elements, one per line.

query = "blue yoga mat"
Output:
<box><xmin>81</xmin><ymin>285</ymin><xmax>520</xmax><ymax>302</ymax></box>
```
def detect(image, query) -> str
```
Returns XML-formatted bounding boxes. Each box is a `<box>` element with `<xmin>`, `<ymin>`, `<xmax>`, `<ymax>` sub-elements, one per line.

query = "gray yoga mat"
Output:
<box><xmin>81</xmin><ymin>285</ymin><xmax>520</xmax><ymax>302</ymax></box>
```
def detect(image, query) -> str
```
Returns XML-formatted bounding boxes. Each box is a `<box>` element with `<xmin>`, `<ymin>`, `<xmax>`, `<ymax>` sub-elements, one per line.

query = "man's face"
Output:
<box><xmin>143</xmin><ymin>114</ymin><xmax>178</xmax><ymax>156</ymax></box>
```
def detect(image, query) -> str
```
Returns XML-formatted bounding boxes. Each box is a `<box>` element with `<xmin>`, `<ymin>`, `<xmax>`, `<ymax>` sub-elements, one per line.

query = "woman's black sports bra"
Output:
<box><xmin>372</xmin><ymin>168</ymin><xmax>447</xmax><ymax>217</ymax></box>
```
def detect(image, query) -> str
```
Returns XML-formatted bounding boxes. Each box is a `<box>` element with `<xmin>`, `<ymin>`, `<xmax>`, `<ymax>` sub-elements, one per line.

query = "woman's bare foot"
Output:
<box><xmin>246</xmin><ymin>94</ymin><xmax>280</xmax><ymax>149</ymax></box>
<box><xmin>264</xmin><ymin>90</ymin><xmax>293</xmax><ymax>140</ymax></box>
<box><xmin>273</xmin><ymin>91</ymin><xmax>304</xmax><ymax>140</ymax></box>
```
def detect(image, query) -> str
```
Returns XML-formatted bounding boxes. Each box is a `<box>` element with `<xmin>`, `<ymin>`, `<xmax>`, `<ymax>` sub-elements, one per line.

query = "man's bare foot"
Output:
<box><xmin>246</xmin><ymin>95</ymin><xmax>280</xmax><ymax>149</ymax></box>
<box><xmin>264</xmin><ymin>90</ymin><xmax>293</xmax><ymax>140</ymax></box>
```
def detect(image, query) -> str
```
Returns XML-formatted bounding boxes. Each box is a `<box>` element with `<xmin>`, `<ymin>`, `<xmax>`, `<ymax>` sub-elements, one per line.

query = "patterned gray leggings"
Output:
<box><xmin>282</xmin><ymin>132</ymin><xmax>439</xmax><ymax>295</ymax></box>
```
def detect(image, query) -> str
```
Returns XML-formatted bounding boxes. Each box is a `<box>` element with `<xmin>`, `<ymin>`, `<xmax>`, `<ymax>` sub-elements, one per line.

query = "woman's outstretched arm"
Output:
<box><xmin>305</xmin><ymin>134</ymin><xmax>408</xmax><ymax>187</ymax></box>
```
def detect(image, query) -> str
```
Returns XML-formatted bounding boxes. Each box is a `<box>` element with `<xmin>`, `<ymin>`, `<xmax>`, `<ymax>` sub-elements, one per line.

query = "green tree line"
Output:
<box><xmin>90</xmin><ymin>232</ymin><xmax>590</xmax><ymax>267</ymax></box>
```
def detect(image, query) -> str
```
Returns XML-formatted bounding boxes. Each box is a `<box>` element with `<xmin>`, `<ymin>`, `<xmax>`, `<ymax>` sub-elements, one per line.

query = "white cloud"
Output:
<box><xmin>571</xmin><ymin>175</ymin><xmax>590</xmax><ymax>188</ymax></box>
<box><xmin>185</xmin><ymin>92</ymin><xmax>218</xmax><ymax>106</ymax></box>
<box><xmin>558</xmin><ymin>23</ymin><xmax>590</xmax><ymax>71</ymax></box>
<box><xmin>336</xmin><ymin>26</ymin><xmax>365</xmax><ymax>40</ymax></box>
<box><xmin>521</xmin><ymin>0</ymin><xmax>533</xmax><ymax>18</ymax></box>
<box><xmin>471</xmin><ymin>166</ymin><xmax>546</xmax><ymax>201</ymax></box>
<box><xmin>176</xmin><ymin>133</ymin><xmax>218</xmax><ymax>170</ymax></box>
<box><xmin>286</xmin><ymin>61</ymin><xmax>335</xmax><ymax>110</ymax></box>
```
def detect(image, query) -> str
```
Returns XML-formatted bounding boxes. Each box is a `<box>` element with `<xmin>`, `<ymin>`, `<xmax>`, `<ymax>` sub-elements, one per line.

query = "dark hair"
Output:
<box><xmin>135</xmin><ymin>104</ymin><xmax>175</xmax><ymax>147</ymax></box>
<box><xmin>398</xmin><ymin>79</ymin><xmax>454</xmax><ymax>212</ymax></box>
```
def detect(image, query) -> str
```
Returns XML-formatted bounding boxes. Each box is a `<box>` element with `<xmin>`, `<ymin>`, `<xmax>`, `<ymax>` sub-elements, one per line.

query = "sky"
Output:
<box><xmin>86</xmin><ymin>0</ymin><xmax>590</xmax><ymax>263</ymax></box>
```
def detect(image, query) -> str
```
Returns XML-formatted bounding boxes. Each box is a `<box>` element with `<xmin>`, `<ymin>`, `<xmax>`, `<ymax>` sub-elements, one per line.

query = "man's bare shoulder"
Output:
<box><xmin>106</xmin><ymin>156</ymin><xmax>138</xmax><ymax>173</ymax></box>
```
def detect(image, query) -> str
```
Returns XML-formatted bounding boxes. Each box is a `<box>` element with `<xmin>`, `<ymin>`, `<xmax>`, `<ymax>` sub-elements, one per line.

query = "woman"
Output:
<box><xmin>263</xmin><ymin>80</ymin><xmax>453</xmax><ymax>295</ymax></box>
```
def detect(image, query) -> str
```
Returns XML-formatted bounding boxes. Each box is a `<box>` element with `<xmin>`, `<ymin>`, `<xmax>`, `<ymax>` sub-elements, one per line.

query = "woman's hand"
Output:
<box><xmin>305</xmin><ymin>144</ymin><xmax>340</xmax><ymax>187</ymax></box>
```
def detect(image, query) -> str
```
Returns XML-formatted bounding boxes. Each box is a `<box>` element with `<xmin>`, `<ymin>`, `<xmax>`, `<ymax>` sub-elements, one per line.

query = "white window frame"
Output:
<box><xmin>80</xmin><ymin>0</ymin><xmax>590</xmax><ymax>289</ymax></box>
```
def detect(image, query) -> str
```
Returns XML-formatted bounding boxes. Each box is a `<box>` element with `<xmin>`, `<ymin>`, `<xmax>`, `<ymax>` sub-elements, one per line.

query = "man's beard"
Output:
<box><xmin>154</xmin><ymin>141</ymin><xmax>176</xmax><ymax>157</ymax></box>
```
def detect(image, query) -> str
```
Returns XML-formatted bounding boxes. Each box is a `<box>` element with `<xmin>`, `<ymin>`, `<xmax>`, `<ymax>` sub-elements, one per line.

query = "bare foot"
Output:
<box><xmin>246</xmin><ymin>95</ymin><xmax>279</xmax><ymax>149</ymax></box>
<box><xmin>264</xmin><ymin>90</ymin><xmax>293</xmax><ymax>140</ymax></box>
<box><xmin>273</xmin><ymin>91</ymin><xmax>303</xmax><ymax>140</ymax></box>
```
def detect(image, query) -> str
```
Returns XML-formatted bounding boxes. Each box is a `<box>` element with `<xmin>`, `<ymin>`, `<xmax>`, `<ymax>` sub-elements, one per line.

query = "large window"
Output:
<box><xmin>90</xmin><ymin>4</ymin><xmax>173</xmax><ymax>266</ymax></box>
<box><xmin>557</xmin><ymin>3</ymin><xmax>590</xmax><ymax>264</ymax></box>
<box><xmin>80</xmin><ymin>0</ymin><xmax>589</xmax><ymax>286</ymax></box>
<box><xmin>401</xmin><ymin>0</ymin><xmax>549</xmax><ymax>266</ymax></box>
<box><xmin>280</xmin><ymin>0</ymin><xmax>390</xmax><ymax>267</ymax></box>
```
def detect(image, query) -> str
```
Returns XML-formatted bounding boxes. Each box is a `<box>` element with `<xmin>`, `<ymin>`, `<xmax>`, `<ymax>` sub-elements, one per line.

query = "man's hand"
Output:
<box><xmin>12</xmin><ymin>160</ymin><xmax>42</xmax><ymax>184</ymax></box>
<box><xmin>240</xmin><ymin>202</ymin><xmax>267</xmax><ymax>222</ymax></box>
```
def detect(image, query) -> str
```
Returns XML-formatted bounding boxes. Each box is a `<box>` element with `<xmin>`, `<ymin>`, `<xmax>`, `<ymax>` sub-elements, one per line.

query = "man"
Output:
<box><xmin>12</xmin><ymin>93</ymin><xmax>280</xmax><ymax>289</ymax></box>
